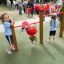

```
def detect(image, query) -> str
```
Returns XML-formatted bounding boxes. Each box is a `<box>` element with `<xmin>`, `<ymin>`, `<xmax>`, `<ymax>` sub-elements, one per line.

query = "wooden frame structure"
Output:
<box><xmin>11</xmin><ymin>25</ymin><xmax>18</xmax><ymax>51</ymax></box>
<box><xmin>11</xmin><ymin>7</ymin><xmax>64</xmax><ymax>51</ymax></box>
<box><xmin>39</xmin><ymin>10</ymin><xmax>44</xmax><ymax>44</ymax></box>
<box><xmin>11</xmin><ymin>10</ymin><xmax>44</xmax><ymax>51</ymax></box>
<box><xmin>59</xmin><ymin>7</ymin><xmax>64</xmax><ymax>38</ymax></box>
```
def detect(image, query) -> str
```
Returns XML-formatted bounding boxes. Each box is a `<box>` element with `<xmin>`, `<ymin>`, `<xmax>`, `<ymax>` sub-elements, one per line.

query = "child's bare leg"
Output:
<box><xmin>31</xmin><ymin>40</ymin><xmax>36</xmax><ymax>46</ymax></box>
<box><xmin>6</xmin><ymin>45</ymin><xmax>12</xmax><ymax>54</ymax></box>
<box><xmin>34</xmin><ymin>36</ymin><xmax>37</xmax><ymax>45</ymax></box>
<box><xmin>34</xmin><ymin>40</ymin><xmax>37</xmax><ymax>45</ymax></box>
<box><xmin>31</xmin><ymin>40</ymin><xmax>36</xmax><ymax>45</ymax></box>
<box><xmin>53</xmin><ymin>36</ymin><xmax>55</xmax><ymax>42</ymax></box>
<box><xmin>49</xmin><ymin>36</ymin><xmax>51</xmax><ymax>42</ymax></box>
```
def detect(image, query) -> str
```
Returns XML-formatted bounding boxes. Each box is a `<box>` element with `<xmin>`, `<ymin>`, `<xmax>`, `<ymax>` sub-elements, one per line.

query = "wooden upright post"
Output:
<box><xmin>59</xmin><ymin>7</ymin><xmax>64</xmax><ymax>37</ymax></box>
<box><xmin>39</xmin><ymin>10</ymin><xmax>44</xmax><ymax>44</ymax></box>
<box><xmin>11</xmin><ymin>25</ymin><xmax>18</xmax><ymax>51</ymax></box>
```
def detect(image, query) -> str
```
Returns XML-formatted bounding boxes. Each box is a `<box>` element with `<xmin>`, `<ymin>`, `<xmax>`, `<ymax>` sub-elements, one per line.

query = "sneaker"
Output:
<box><xmin>52</xmin><ymin>40</ymin><xmax>55</xmax><ymax>44</ymax></box>
<box><xmin>11</xmin><ymin>45</ymin><xmax>15</xmax><ymax>51</ymax></box>
<box><xmin>6</xmin><ymin>49</ymin><xmax>11</xmax><ymax>54</ymax></box>
<box><xmin>47</xmin><ymin>40</ymin><xmax>53</xmax><ymax>44</ymax></box>
<box><xmin>50</xmin><ymin>40</ymin><xmax>55</xmax><ymax>44</ymax></box>
<box><xmin>11</xmin><ymin>47</ymin><xmax>15</xmax><ymax>51</ymax></box>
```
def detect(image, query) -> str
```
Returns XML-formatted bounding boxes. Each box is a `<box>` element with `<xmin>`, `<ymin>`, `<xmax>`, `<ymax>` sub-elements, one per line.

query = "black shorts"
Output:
<box><xmin>49</xmin><ymin>30</ymin><xmax>56</xmax><ymax>36</ymax></box>
<box><xmin>5</xmin><ymin>35</ymin><xmax>13</xmax><ymax>44</ymax></box>
<box><xmin>46</xmin><ymin>10</ymin><xmax>50</xmax><ymax>14</ymax></box>
<box><xmin>29</xmin><ymin>36</ymin><xmax>37</xmax><ymax>41</ymax></box>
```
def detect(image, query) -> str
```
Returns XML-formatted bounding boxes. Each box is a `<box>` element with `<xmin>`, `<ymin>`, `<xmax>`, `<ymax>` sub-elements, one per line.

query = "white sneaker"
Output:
<box><xmin>6</xmin><ymin>49</ymin><xmax>11</xmax><ymax>54</ymax></box>
<box><xmin>12</xmin><ymin>47</ymin><xmax>15</xmax><ymax>51</ymax></box>
<box><xmin>47</xmin><ymin>40</ymin><xmax>53</xmax><ymax>44</ymax></box>
<box><xmin>11</xmin><ymin>45</ymin><xmax>15</xmax><ymax>51</ymax></box>
<box><xmin>52</xmin><ymin>40</ymin><xmax>55</xmax><ymax>43</ymax></box>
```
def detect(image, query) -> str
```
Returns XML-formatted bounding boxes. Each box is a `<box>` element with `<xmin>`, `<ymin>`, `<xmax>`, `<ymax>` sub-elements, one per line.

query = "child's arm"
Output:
<box><xmin>9</xmin><ymin>18</ymin><xmax>15</xmax><ymax>26</ymax></box>
<box><xmin>56</xmin><ymin>19</ymin><xmax>59</xmax><ymax>27</ymax></box>
<box><xmin>50</xmin><ymin>20</ymin><xmax>51</xmax><ymax>27</ymax></box>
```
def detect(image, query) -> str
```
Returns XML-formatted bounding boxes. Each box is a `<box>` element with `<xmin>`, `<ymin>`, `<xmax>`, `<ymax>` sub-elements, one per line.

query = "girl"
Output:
<box><xmin>0</xmin><ymin>13</ymin><xmax>15</xmax><ymax>54</ymax></box>
<box><xmin>48</xmin><ymin>14</ymin><xmax>57</xmax><ymax>43</ymax></box>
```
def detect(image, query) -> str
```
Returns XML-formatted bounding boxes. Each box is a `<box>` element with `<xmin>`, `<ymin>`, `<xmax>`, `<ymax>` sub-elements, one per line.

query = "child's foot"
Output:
<box><xmin>6</xmin><ymin>48</ymin><xmax>12</xmax><ymax>54</ymax></box>
<box><xmin>49</xmin><ymin>41</ymin><xmax>55</xmax><ymax>44</ymax></box>
<box><xmin>52</xmin><ymin>40</ymin><xmax>55</xmax><ymax>44</ymax></box>
<box><xmin>11</xmin><ymin>45</ymin><xmax>15</xmax><ymax>51</ymax></box>
<box><xmin>49</xmin><ymin>42</ymin><xmax>53</xmax><ymax>44</ymax></box>
<box><xmin>11</xmin><ymin>47</ymin><xmax>15</xmax><ymax>51</ymax></box>
<box><xmin>47</xmin><ymin>40</ymin><xmax>53</xmax><ymax>44</ymax></box>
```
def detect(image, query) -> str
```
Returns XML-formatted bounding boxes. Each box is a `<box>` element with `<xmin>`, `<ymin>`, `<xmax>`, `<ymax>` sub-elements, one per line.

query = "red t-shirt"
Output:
<box><xmin>26</xmin><ymin>26</ymin><xmax>37</xmax><ymax>36</ymax></box>
<box><xmin>46</xmin><ymin>3</ymin><xmax>51</xmax><ymax>10</ymax></box>
<box><xmin>34</xmin><ymin>4</ymin><xmax>41</xmax><ymax>10</ymax></box>
<box><xmin>43</xmin><ymin>4</ymin><xmax>47</xmax><ymax>14</ymax></box>
<box><xmin>22</xmin><ymin>21</ymin><xmax>30</xmax><ymax>27</ymax></box>
<box><xmin>27</xmin><ymin>7</ymin><xmax>31</xmax><ymax>14</ymax></box>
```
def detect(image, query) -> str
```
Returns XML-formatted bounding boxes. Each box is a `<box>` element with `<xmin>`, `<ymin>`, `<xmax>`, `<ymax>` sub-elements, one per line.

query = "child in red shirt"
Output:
<box><xmin>46</xmin><ymin>3</ymin><xmax>51</xmax><ymax>15</ymax></box>
<box><xmin>26</xmin><ymin>24</ymin><xmax>37</xmax><ymax>46</ymax></box>
<box><xmin>34</xmin><ymin>5</ymin><xmax>39</xmax><ymax>15</ymax></box>
<box><xmin>27</xmin><ymin>6</ymin><xmax>31</xmax><ymax>17</ymax></box>
<box><xmin>43</xmin><ymin>4</ymin><xmax>47</xmax><ymax>15</ymax></box>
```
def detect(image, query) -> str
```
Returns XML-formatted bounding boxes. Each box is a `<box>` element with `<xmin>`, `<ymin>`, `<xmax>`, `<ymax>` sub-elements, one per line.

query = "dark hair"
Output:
<box><xmin>51</xmin><ymin>15</ymin><xmax>56</xmax><ymax>27</ymax></box>
<box><xmin>51</xmin><ymin>15</ymin><xmax>56</xmax><ymax>20</ymax></box>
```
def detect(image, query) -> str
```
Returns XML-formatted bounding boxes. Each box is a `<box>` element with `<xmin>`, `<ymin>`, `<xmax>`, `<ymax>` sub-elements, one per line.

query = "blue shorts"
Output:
<box><xmin>46</xmin><ymin>10</ymin><xmax>50</xmax><ymax>15</ymax></box>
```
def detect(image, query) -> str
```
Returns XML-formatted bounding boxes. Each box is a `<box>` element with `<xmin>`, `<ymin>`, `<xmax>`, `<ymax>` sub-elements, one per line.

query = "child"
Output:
<box><xmin>27</xmin><ymin>0</ymin><xmax>31</xmax><ymax>17</ymax></box>
<box><xmin>21</xmin><ymin>21</ymin><xmax>30</xmax><ymax>31</ymax></box>
<box><xmin>0</xmin><ymin>13</ymin><xmax>15</xmax><ymax>54</ymax></box>
<box><xmin>46</xmin><ymin>3</ymin><xmax>51</xmax><ymax>15</ymax></box>
<box><xmin>27</xmin><ymin>6</ymin><xmax>31</xmax><ymax>18</ymax></box>
<box><xmin>48</xmin><ymin>14</ymin><xmax>57</xmax><ymax>43</ymax></box>
<box><xmin>43</xmin><ymin>4</ymin><xmax>47</xmax><ymax>15</ymax></box>
<box><xmin>7</xmin><ymin>0</ymin><xmax>11</xmax><ymax>9</ymax></box>
<box><xmin>35</xmin><ymin>5</ymin><xmax>39</xmax><ymax>15</ymax></box>
<box><xmin>26</xmin><ymin>24</ymin><xmax>37</xmax><ymax>46</ymax></box>
<box><xmin>30</xmin><ymin>1</ymin><xmax>34</xmax><ymax>18</ymax></box>
<box><xmin>23</xmin><ymin>1</ymin><xmax>28</xmax><ymax>13</ymax></box>
<box><xmin>18</xmin><ymin>0</ymin><xmax>22</xmax><ymax>15</ymax></box>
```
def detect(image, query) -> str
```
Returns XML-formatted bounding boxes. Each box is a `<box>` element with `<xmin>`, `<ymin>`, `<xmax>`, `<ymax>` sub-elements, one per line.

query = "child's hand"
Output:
<box><xmin>9</xmin><ymin>18</ymin><xmax>15</xmax><ymax>25</ymax></box>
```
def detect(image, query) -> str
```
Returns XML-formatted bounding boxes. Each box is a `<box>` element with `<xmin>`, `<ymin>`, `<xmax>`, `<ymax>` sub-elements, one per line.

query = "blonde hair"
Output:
<box><xmin>0</xmin><ymin>13</ymin><xmax>7</xmax><ymax>20</ymax></box>
<box><xmin>0</xmin><ymin>13</ymin><xmax>9</xmax><ymax>23</ymax></box>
